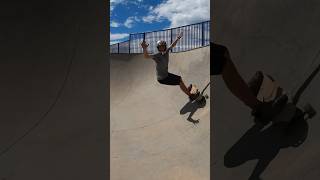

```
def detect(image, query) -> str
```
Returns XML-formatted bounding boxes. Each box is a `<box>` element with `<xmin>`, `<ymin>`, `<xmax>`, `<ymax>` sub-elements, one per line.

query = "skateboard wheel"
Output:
<box><xmin>204</xmin><ymin>94</ymin><xmax>209</xmax><ymax>99</ymax></box>
<box><xmin>303</xmin><ymin>103</ymin><xmax>316</xmax><ymax>119</ymax></box>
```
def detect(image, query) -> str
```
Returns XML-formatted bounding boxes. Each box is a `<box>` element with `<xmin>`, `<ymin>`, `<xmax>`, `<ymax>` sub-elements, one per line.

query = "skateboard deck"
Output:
<box><xmin>190</xmin><ymin>84</ymin><xmax>209</xmax><ymax>102</ymax></box>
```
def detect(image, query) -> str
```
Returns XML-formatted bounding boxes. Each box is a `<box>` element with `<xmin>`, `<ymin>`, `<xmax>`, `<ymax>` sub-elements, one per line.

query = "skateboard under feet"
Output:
<box><xmin>248</xmin><ymin>71</ymin><xmax>316</xmax><ymax>125</ymax></box>
<box><xmin>189</xmin><ymin>84</ymin><xmax>209</xmax><ymax>102</ymax></box>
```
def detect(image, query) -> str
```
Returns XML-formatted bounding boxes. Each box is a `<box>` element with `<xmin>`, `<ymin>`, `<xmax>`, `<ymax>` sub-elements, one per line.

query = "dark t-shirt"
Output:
<box><xmin>211</xmin><ymin>42</ymin><xmax>229</xmax><ymax>75</ymax></box>
<box><xmin>151</xmin><ymin>47</ymin><xmax>172</xmax><ymax>80</ymax></box>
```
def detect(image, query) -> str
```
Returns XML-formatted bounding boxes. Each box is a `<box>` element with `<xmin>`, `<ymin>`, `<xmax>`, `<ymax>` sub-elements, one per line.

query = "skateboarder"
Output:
<box><xmin>211</xmin><ymin>42</ymin><xmax>283</xmax><ymax>123</ymax></box>
<box><xmin>141</xmin><ymin>32</ymin><xmax>199</xmax><ymax>100</ymax></box>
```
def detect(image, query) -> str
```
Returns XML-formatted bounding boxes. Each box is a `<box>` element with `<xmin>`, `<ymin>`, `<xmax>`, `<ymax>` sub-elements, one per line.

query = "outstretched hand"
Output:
<box><xmin>168</xmin><ymin>32</ymin><xmax>183</xmax><ymax>50</ymax></box>
<box><xmin>177</xmin><ymin>32</ymin><xmax>183</xmax><ymax>39</ymax></box>
<box><xmin>141</xmin><ymin>40</ymin><xmax>149</xmax><ymax>49</ymax></box>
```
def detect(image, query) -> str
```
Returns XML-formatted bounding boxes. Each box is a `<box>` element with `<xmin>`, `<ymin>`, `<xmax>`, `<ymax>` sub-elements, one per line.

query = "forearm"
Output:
<box><xmin>168</xmin><ymin>35</ymin><xmax>182</xmax><ymax>50</ymax></box>
<box><xmin>143</xmin><ymin>48</ymin><xmax>150</xmax><ymax>58</ymax></box>
<box><xmin>170</xmin><ymin>37</ymin><xmax>180</xmax><ymax>48</ymax></box>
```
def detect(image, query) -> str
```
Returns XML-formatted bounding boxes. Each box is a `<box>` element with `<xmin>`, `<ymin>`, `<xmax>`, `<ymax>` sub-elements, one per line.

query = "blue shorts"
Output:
<box><xmin>158</xmin><ymin>73</ymin><xmax>181</xmax><ymax>85</ymax></box>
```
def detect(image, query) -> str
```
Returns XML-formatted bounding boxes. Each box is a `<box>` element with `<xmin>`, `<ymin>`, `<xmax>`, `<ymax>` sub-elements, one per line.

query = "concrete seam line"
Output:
<box><xmin>0</xmin><ymin>24</ymin><xmax>80</xmax><ymax>158</ymax></box>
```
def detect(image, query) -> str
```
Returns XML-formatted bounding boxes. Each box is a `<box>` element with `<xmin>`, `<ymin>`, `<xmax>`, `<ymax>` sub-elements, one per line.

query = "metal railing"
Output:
<box><xmin>110</xmin><ymin>21</ymin><xmax>210</xmax><ymax>54</ymax></box>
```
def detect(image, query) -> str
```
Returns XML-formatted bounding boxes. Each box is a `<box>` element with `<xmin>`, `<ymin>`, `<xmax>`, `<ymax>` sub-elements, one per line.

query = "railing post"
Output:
<box><xmin>170</xmin><ymin>28</ymin><xmax>173</xmax><ymax>52</ymax></box>
<box><xmin>128</xmin><ymin>34</ymin><xmax>131</xmax><ymax>54</ymax></box>
<box><xmin>143</xmin><ymin>33</ymin><xmax>146</xmax><ymax>54</ymax></box>
<box><xmin>202</xmin><ymin>22</ymin><xmax>204</xmax><ymax>47</ymax></box>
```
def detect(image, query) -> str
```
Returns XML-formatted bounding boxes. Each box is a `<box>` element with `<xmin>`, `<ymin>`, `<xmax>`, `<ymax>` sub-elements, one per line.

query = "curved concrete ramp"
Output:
<box><xmin>111</xmin><ymin>47</ymin><xmax>210</xmax><ymax>180</ymax></box>
<box><xmin>213</xmin><ymin>0</ymin><xmax>320</xmax><ymax>179</ymax></box>
<box><xmin>0</xmin><ymin>1</ymin><xmax>107</xmax><ymax>179</ymax></box>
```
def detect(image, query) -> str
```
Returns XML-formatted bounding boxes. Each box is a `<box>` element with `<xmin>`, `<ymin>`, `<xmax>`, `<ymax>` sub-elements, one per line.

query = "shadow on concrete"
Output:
<box><xmin>180</xmin><ymin>99</ymin><xmax>206</xmax><ymax>124</ymax></box>
<box><xmin>292</xmin><ymin>49</ymin><xmax>320</xmax><ymax>105</ymax></box>
<box><xmin>180</xmin><ymin>82</ymin><xmax>210</xmax><ymax>124</ymax></box>
<box><xmin>224</xmin><ymin>110</ymin><xmax>309</xmax><ymax>180</ymax></box>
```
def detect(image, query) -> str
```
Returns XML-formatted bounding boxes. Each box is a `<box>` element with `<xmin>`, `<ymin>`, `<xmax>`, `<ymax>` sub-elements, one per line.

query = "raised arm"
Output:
<box><xmin>141</xmin><ymin>40</ymin><xmax>152</xmax><ymax>59</ymax></box>
<box><xmin>167</xmin><ymin>32</ymin><xmax>183</xmax><ymax>51</ymax></box>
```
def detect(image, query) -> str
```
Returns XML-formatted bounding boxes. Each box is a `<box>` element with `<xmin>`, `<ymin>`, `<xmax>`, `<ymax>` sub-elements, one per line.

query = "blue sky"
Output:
<box><xmin>110</xmin><ymin>0</ymin><xmax>210</xmax><ymax>45</ymax></box>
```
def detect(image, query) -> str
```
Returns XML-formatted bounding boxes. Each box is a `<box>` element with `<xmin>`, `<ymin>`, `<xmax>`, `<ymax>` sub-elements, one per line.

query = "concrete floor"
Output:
<box><xmin>0</xmin><ymin>1</ymin><xmax>107</xmax><ymax>179</ymax></box>
<box><xmin>212</xmin><ymin>0</ymin><xmax>320</xmax><ymax>179</ymax></box>
<box><xmin>110</xmin><ymin>47</ymin><xmax>210</xmax><ymax>180</ymax></box>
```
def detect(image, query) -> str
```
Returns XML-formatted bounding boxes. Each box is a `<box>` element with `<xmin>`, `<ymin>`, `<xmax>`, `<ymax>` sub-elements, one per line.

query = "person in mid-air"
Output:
<box><xmin>211</xmin><ymin>42</ymin><xmax>284</xmax><ymax>124</ymax></box>
<box><xmin>141</xmin><ymin>32</ymin><xmax>199</xmax><ymax>100</ymax></box>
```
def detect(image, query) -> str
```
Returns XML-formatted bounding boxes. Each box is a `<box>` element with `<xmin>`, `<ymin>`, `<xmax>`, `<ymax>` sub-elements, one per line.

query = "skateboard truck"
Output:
<box><xmin>302</xmin><ymin>103</ymin><xmax>316</xmax><ymax>119</ymax></box>
<box><xmin>194</xmin><ymin>92</ymin><xmax>209</xmax><ymax>102</ymax></box>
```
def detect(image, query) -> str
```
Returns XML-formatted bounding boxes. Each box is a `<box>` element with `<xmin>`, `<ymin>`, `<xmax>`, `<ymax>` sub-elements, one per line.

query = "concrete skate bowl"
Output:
<box><xmin>110</xmin><ymin>46</ymin><xmax>210</xmax><ymax>180</ymax></box>
<box><xmin>213</xmin><ymin>0</ymin><xmax>320</xmax><ymax>179</ymax></box>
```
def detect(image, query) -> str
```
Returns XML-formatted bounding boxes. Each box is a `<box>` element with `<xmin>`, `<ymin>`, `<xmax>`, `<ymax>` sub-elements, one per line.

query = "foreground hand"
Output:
<box><xmin>177</xmin><ymin>32</ymin><xmax>183</xmax><ymax>39</ymax></box>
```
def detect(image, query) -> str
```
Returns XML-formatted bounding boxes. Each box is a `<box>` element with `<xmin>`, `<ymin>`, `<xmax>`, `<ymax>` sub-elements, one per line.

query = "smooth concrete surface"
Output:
<box><xmin>213</xmin><ymin>0</ymin><xmax>320</xmax><ymax>179</ymax></box>
<box><xmin>110</xmin><ymin>47</ymin><xmax>210</xmax><ymax>180</ymax></box>
<box><xmin>0</xmin><ymin>1</ymin><xmax>107</xmax><ymax>179</ymax></box>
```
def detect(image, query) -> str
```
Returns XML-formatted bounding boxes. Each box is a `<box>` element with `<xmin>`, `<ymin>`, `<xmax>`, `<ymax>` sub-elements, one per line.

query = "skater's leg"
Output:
<box><xmin>158</xmin><ymin>73</ymin><xmax>192</xmax><ymax>96</ymax></box>
<box><xmin>221</xmin><ymin>56</ymin><xmax>282</xmax><ymax>123</ymax></box>
<box><xmin>221</xmin><ymin>58</ymin><xmax>260</xmax><ymax>110</ymax></box>
<box><xmin>180</xmin><ymin>79</ymin><xmax>192</xmax><ymax>96</ymax></box>
<box><xmin>212</xmin><ymin>42</ymin><xmax>280</xmax><ymax>123</ymax></box>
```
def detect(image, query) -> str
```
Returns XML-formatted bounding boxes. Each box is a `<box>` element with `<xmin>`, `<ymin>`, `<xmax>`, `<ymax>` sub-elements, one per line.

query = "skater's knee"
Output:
<box><xmin>179</xmin><ymin>77</ymin><xmax>183</xmax><ymax>83</ymax></box>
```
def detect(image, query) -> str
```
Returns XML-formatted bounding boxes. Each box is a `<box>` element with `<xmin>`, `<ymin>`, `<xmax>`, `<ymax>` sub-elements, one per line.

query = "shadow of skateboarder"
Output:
<box><xmin>180</xmin><ymin>98</ymin><xmax>206</xmax><ymax>124</ymax></box>
<box><xmin>224</xmin><ymin>113</ymin><xmax>309</xmax><ymax>180</ymax></box>
<box><xmin>180</xmin><ymin>82</ymin><xmax>210</xmax><ymax>124</ymax></box>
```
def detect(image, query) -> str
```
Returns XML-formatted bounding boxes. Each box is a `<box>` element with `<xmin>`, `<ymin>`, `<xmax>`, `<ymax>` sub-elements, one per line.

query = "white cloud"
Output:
<box><xmin>134</xmin><ymin>16</ymin><xmax>141</xmax><ymax>22</ymax></box>
<box><xmin>111</xmin><ymin>0</ymin><xmax>144</xmax><ymax>13</ymax></box>
<box><xmin>142</xmin><ymin>0</ymin><xmax>210</xmax><ymax>27</ymax></box>
<box><xmin>110</xmin><ymin>21</ymin><xmax>120</xmax><ymax>27</ymax></box>
<box><xmin>124</xmin><ymin>16</ymin><xmax>140</xmax><ymax>28</ymax></box>
<box><xmin>110</xmin><ymin>0</ymin><xmax>125</xmax><ymax>12</ymax></box>
<box><xmin>142</xmin><ymin>15</ymin><xmax>160</xmax><ymax>23</ymax></box>
<box><xmin>124</xmin><ymin>17</ymin><xmax>134</xmax><ymax>28</ymax></box>
<box><xmin>110</xmin><ymin>33</ymin><xmax>129</xmax><ymax>41</ymax></box>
